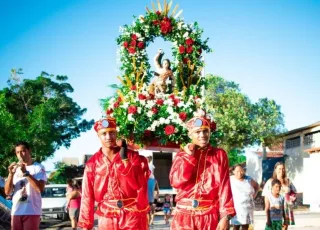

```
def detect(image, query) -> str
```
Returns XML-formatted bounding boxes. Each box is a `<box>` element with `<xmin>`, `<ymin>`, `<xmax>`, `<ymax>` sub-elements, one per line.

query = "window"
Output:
<box><xmin>285</xmin><ymin>136</ymin><xmax>300</xmax><ymax>149</ymax></box>
<box><xmin>304</xmin><ymin>130</ymin><xmax>320</xmax><ymax>145</ymax></box>
<box><xmin>42</xmin><ymin>187</ymin><xmax>66</xmax><ymax>198</ymax></box>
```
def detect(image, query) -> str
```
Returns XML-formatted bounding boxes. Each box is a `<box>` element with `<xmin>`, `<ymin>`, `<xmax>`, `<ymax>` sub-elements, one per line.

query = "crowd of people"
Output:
<box><xmin>0</xmin><ymin>112</ymin><xmax>298</xmax><ymax>230</ymax></box>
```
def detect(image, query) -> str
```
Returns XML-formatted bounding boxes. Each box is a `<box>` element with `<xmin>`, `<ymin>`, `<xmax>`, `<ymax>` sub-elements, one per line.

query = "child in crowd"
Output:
<box><xmin>265</xmin><ymin>179</ymin><xmax>286</xmax><ymax>230</ymax></box>
<box><xmin>163</xmin><ymin>194</ymin><xmax>173</xmax><ymax>225</ymax></box>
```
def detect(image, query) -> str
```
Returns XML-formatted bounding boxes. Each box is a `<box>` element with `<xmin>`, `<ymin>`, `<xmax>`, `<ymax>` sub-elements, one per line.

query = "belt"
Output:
<box><xmin>176</xmin><ymin>198</ymin><xmax>214</xmax><ymax>211</ymax></box>
<box><xmin>103</xmin><ymin>198</ymin><xmax>136</xmax><ymax>209</ymax></box>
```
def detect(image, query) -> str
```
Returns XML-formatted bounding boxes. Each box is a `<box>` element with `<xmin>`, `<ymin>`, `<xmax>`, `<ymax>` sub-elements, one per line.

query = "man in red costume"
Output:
<box><xmin>78</xmin><ymin>117</ymin><xmax>150</xmax><ymax>230</ymax></box>
<box><xmin>169</xmin><ymin>112</ymin><xmax>236</xmax><ymax>230</ymax></box>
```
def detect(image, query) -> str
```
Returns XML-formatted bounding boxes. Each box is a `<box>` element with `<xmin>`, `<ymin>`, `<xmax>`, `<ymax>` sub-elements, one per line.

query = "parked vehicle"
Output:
<box><xmin>0</xmin><ymin>195</ymin><xmax>11</xmax><ymax>230</ymax></box>
<box><xmin>41</xmin><ymin>184</ymin><xmax>68</xmax><ymax>220</ymax></box>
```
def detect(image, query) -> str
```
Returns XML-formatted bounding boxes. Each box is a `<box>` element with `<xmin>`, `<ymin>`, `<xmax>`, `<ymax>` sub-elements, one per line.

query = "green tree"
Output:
<box><xmin>0</xmin><ymin>69</ymin><xmax>94</xmax><ymax>175</ymax></box>
<box><xmin>48</xmin><ymin>162</ymin><xmax>84</xmax><ymax>184</ymax></box>
<box><xmin>205</xmin><ymin>75</ymin><xmax>285</xmax><ymax>165</ymax></box>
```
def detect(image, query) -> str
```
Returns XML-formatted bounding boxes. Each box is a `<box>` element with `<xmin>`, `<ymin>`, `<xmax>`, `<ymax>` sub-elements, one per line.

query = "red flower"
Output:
<box><xmin>179</xmin><ymin>112</ymin><xmax>187</xmax><ymax>121</ymax></box>
<box><xmin>113</xmin><ymin>102</ymin><xmax>120</xmax><ymax>108</ymax></box>
<box><xmin>160</xmin><ymin>18</ymin><xmax>172</xmax><ymax>34</ymax></box>
<box><xmin>128</xmin><ymin>47</ymin><xmax>136</xmax><ymax>54</ymax></box>
<box><xmin>131</xmin><ymin>34</ymin><xmax>137</xmax><ymax>40</ymax></box>
<box><xmin>123</xmin><ymin>41</ymin><xmax>129</xmax><ymax>48</ymax></box>
<box><xmin>183</xmin><ymin>58</ymin><xmax>189</xmax><ymax>64</ymax></box>
<box><xmin>151</xmin><ymin>107</ymin><xmax>158</xmax><ymax>114</ymax></box>
<box><xmin>173</xmin><ymin>98</ymin><xmax>180</xmax><ymax>106</ymax></box>
<box><xmin>156</xmin><ymin>11</ymin><xmax>161</xmax><ymax>15</ymax></box>
<box><xmin>138</xmin><ymin>94</ymin><xmax>147</xmax><ymax>100</ymax></box>
<box><xmin>186</xmin><ymin>46</ymin><xmax>193</xmax><ymax>54</ymax></box>
<box><xmin>168</xmin><ymin>94</ymin><xmax>175</xmax><ymax>100</ymax></box>
<box><xmin>137</xmin><ymin>41</ymin><xmax>145</xmax><ymax>49</ymax></box>
<box><xmin>144</xmin><ymin>130</ymin><xmax>152</xmax><ymax>137</ymax></box>
<box><xmin>128</xmin><ymin>105</ymin><xmax>137</xmax><ymax>114</ymax></box>
<box><xmin>156</xmin><ymin>99</ymin><xmax>164</xmax><ymax>105</ymax></box>
<box><xmin>153</xmin><ymin>20</ymin><xmax>160</xmax><ymax>25</ymax></box>
<box><xmin>210</xmin><ymin>121</ymin><xmax>217</xmax><ymax>131</ymax></box>
<box><xmin>164</xmin><ymin>125</ymin><xmax>175</xmax><ymax>135</ymax></box>
<box><xmin>185</xmin><ymin>38</ymin><xmax>194</xmax><ymax>46</ymax></box>
<box><xmin>148</xmin><ymin>94</ymin><xmax>155</xmax><ymax>100</ymax></box>
<box><xmin>117</xmin><ymin>97</ymin><xmax>122</xmax><ymax>102</ymax></box>
<box><xmin>130</xmin><ymin>85</ymin><xmax>137</xmax><ymax>90</ymax></box>
<box><xmin>130</xmin><ymin>40</ymin><xmax>137</xmax><ymax>47</ymax></box>
<box><xmin>198</xmin><ymin>48</ymin><xmax>202</xmax><ymax>54</ymax></box>
<box><xmin>179</xmin><ymin>45</ymin><xmax>185</xmax><ymax>54</ymax></box>
<box><xmin>106</xmin><ymin>108</ymin><xmax>113</xmax><ymax>115</ymax></box>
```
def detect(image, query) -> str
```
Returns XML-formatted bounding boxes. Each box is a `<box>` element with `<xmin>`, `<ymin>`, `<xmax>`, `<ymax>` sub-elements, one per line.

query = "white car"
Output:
<box><xmin>41</xmin><ymin>184</ymin><xmax>68</xmax><ymax>220</ymax></box>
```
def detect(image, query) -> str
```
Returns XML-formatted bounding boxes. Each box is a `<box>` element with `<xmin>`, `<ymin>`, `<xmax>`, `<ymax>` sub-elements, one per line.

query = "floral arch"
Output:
<box><xmin>103</xmin><ymin>1</ymin><xmax>217</xmax><ymax>148</ymax></box>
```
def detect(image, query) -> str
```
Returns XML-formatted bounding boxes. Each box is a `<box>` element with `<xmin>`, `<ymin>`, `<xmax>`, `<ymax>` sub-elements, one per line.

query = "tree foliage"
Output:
<box><xmin>48</xmin><ymin>162</ymin><xmax>84</xmax><ymax>184</ymax></box>
<box><xmin>205</xmin><ymin>75</ymin><xmax>286</xmax><ymax>165</ymax></box>
<box><xmin>0</xmin><ymin>69</ymin><xmax>94</xmax><ymax>175</ymax></box>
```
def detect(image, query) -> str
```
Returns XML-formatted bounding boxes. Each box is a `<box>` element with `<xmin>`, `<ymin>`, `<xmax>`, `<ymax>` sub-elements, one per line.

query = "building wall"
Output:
<box><xmin>284</xmin><ymin>125</ymin><xmax>320</xmax><ymax>193</ymax></box>
<box><xmin>246</xmin><ymin>151</ymin><xmax>262</xmax><ymax>184</ymax></box>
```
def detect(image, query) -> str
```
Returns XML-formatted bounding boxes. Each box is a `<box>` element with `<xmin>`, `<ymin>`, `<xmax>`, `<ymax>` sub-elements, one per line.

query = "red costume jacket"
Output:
<box><xmin>170</xmin><ymin>145</ymin><xmax>236</xmax><ymax>219</ymax></box>
<box><xmin>78</xmin><ymin>148</ymin><xmax>149</xmax><ymax>229</ymax></box>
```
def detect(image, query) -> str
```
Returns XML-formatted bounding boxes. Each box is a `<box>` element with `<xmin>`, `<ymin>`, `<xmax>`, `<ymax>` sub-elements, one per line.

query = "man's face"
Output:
<box><xmin>189</xmin><ymin>128</ymin><xmax>210</xmax><ymax>147</ymax></box>
<box><xmin>98</xmin><ymin>130</ymin><xmax>117</xmax><ymax>148</ymax></box>
<box><xmin>15</xmin><ymin>145</ymin><xmax>31</xmax><ymax>163</ymax></box>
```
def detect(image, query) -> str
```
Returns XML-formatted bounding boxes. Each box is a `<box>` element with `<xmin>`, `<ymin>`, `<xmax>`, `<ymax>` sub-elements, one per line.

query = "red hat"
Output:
<box><xmin>94</xmin><ymin>117</ymin><xmax>117</xmax><ymax>133</ymax></box>
<box><xmin>186</xmin><ymin>110</ymin><xmax>216</xmax><ymax>134</ymax></box>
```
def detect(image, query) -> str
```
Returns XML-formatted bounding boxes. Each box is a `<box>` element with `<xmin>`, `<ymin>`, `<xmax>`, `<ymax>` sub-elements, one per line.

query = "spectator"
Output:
<box><xmin>4</xmin><ymin>141</ymin><xmax>47</xmax><ymax>230</ymax></box>
<box><xmin>162</xmin><ymin>194</ymin><xmax>173</xmax><ymax>225</ymax></box>
<box><xmin>265</xmin><ymin>179</ymin><xmax>286</xmax><ymax>230</ymax></box>
<box><xmin>147</xmin><ymin>155</ymin><xmax>157</xmax><ymax>225</ymax></box>
<box><xmin>65</xmin><ymin>179</ymin><xmax>82</xmax><ymax>230</ymax></box>
<box><xmin>262</xmin><ymin>162</ymin><xmax>297</xmax><ymax>229</ymax></box>
<box><xmin>230</xmin><ymin>164</ymin><xmax>259</xmax><ymax>230</ymax></box>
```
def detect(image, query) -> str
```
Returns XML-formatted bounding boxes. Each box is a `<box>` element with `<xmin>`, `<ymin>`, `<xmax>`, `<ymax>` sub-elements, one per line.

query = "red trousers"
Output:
<box><xmin>97</xmin><ymin>213</ymin><xmax>148</xmax><ymax>230</ymax></box>
<box><xmin>11</xmin><ymin>215</ymin><xmax>40</xmax><ymax>230</ymax></box>
<box><xmin>171</xmin><ymin>212</ymin><xmax>219</xmax><ymax>230</ymax></box>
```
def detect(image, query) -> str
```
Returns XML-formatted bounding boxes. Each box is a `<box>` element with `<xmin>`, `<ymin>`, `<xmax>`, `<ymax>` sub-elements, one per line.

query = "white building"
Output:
<box><xmin>283</xmin><ymin>121</ymin><xmax>320</xmax><ymax>211</ymax></box>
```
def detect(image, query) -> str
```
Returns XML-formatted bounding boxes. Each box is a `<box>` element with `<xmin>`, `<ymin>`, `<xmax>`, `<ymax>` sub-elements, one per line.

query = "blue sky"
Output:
<box><xmin>1</xmin><ymin>0</ymin><xmax>319</xmax><ymax>171</ymax></box>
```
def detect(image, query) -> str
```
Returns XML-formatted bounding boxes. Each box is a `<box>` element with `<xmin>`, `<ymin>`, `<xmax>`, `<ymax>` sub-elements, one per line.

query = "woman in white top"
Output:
<box><xmin>230</xmin><ymin>164</ymin><xmax>259</xmax><ymax>230</ymax></box>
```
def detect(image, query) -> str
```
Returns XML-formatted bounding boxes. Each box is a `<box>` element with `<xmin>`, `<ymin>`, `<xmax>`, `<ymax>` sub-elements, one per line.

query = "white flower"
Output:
<box><xmin>147</xmin><ymin>111</ymin><xmax>153</xmax><ymax>118</ymax></box>
<box><xmin>165</xmin><ymin>119</ymin><xmax>170</xmax><ymax>124</ymax></box>
<box><xmin>159</xmin><ymin>117</ymin><xmax>166</xmax><ymax>124</ymax></box>
<box><xmin>116</xmin><ymin>127</ymin><xmax>120</xmax><ymax>132</ymax></box>
<box><xmin>128</xmin><ymin>114</ymin><xmax>135</xmax><ymax>121</ymax></box>
<box><xmin>146</xmin><ymin>100</ymin><xmax>155</xmax><ymax>109</ymax></box>
<box><xmin>137</xmin><ymin>107</ymin><xmax>142</xmax><ymax>114</ymax></box>
<box><xmin>140</xmin><ymin>100</ymin><xmax>146</xmax><ymax>106</ymax></box>
<box><xmin>167</xmin><ymin>106</ymin><xmax>174</xmax><ymax>114</ymax></box>
<box><xmin>121</xmin><ymin>102</ymin><xmax>130</xmax><ymax>109</ymax></box>
<box><xmin>177</xmin><ymin>101</ymin><xmax>185</xmax><ymax>108</ymax></box>
<box><xmin>164</xmin><ymin>99</ymin><xmax>174</xmax><ymax>106</ymax></box>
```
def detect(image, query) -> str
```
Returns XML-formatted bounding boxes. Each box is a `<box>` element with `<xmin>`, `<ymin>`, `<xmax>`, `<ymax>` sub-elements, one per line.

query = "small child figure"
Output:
<box><xmin>265</xmin><ymin>179</ymin><xmax>286</xmax><ymax>230</ymax></box>
<box><xmin>163</xmin><ymin>194</ymin><xmax>173</xmax><ymax>225</ymax></box>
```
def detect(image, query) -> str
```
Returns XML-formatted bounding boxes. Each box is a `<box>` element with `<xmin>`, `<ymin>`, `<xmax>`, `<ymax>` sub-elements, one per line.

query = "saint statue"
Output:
<box><xmin>149</xmin><ymin>49</ymin><xmax>175</xmax><ymax>96</ymax></box>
